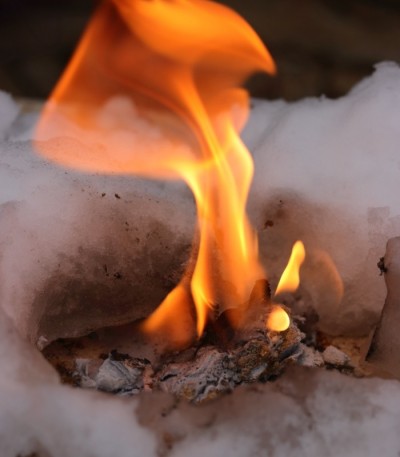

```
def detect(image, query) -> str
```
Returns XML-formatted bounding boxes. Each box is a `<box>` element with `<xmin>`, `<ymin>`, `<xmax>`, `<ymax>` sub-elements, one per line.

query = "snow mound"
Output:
<box><xmin>245</xmin><ymin>61</ymin><xmax>400</xmax><ymax>334</ymax></box>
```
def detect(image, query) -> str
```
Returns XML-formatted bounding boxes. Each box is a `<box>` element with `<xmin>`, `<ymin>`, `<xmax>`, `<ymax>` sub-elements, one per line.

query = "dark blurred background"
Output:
<box><xmin>0</xmin><ymin>0</ymin><xmax>399</xmax><ymax>101</ymax></box>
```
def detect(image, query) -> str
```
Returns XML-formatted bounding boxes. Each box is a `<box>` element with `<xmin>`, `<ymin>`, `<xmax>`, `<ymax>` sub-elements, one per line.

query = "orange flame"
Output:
<box><xmin>34</xmin><ymin>0</ymin><xmax>276</xmax><ymax>341</ymax></box>
<box><xmin>141</xmin><ymin>284</ymin><xmax>196</xmax><ymax>348</ymax></box>
<box><xmin>266</xmin><ymin>241</ymin><xmax>306</xmax><ymax>332</ymax></box>
<box><xmin>275</xmin><ymin>241</ymin><xmax>306</xmax><ymax>296</ymax></box>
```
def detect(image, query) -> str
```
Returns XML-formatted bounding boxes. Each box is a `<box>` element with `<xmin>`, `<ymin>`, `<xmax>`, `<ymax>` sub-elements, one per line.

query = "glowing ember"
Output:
<box><xmin>34</xmin><ymin>0</ymin><xmax>304</xmax><ymax>344</ymax></box>
<box><xmin>266</xmin><ymin>306</ymin><xmax>291</xmax><ymax>332</ymax></box>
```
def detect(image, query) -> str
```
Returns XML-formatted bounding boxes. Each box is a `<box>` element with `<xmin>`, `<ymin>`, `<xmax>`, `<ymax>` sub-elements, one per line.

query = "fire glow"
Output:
<box><xmin>35</xmin><ymin>0</ymin><xmax>305</xmax><ymax>345</ymax></box>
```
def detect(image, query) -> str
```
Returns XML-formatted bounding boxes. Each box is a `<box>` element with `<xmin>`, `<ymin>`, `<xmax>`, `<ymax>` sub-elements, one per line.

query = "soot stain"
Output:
<box><xmin>32</xmin><ymin>220</ymin><xmax>191</xmax><ymax>342</ymax></box>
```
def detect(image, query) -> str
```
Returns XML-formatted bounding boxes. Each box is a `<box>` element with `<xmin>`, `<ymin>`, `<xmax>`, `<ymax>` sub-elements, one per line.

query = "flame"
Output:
<box><xmin>141</xmin><ymin>284</ymin><xmax>195</xmax><ymax>348</ymax></box>
<box><xmin>34</xmin><ymin>0</ymin><xmax>277</xmax><ymax>342</ymax></box>
<box><xmin>266</xmin><ymin>241</ymin><xmax>306</xmax><ymax>332</ymax></box>
<box><xmin>275</xmin><ymin>241</ymin><xmax>306</xmax><ymax>296</ymax></box>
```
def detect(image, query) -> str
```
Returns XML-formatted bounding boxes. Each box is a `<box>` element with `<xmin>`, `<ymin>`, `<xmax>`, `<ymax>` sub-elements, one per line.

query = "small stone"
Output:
<box><xmin>76</xmin><ymin>358</ymin><xmax>103</xmax><ymax>388</ymax></box>
<box><xmin>75</xmin><ymin>356</ymin><xmax>150</xmax><ymax>394</ymax></box>
<box><xmin>322</xmin><ymin>345</ymin><xmax>351</xmax><ymax>367</ymax></box>
<box><xmin>36</xmin><ymin>335</ymin><xmax>49</xmax><ymax>351</ymax></box>
<box><xmin>298</xmin><ymin>345</ymin><xmax>324</xmax><ymax>368</ymax></box>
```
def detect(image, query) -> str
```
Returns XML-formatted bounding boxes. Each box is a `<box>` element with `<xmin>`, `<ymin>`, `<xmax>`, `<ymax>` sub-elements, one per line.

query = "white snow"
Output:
<box><xmin>245</xmin><ymin>62</ymin><xmax>400</xmax><ymax>335</ymax></box>
<box><xmin>1</xmin><ymin>63</ymin><xmax>400</xmax><ymax>456</ymax></box>
<box><xmin>2</xmin><ymin>305</ymin><xmax>400</xmax><ymax>457</ymax></box>
<box><xmin>0</xmin><ymin>308</ymin><xmax>155</xmax><ymax>457</ymax></box>
<box><xmin>143</xmin><ymin>367</ymin><xmax>400</xmax><ymax>457</ymax></box>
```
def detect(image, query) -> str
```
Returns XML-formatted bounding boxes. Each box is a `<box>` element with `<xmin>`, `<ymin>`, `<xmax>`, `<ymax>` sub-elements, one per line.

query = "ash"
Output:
<box><xmin>75</xmin><ymin>324</ymin><xmax>303</xmax><ymax>403</ymax></box>
<box><xmin>64</xmin><ymin>284</ymin><xmax>360</xmax><ymax>403</ymax></box>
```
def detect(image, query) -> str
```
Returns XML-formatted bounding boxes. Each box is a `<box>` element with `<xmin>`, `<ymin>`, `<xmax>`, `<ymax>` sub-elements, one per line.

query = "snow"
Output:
<box><xmin>1</xmin><ymin>63</ymin><xmax>400</xmax><ymax>455</ymax></box>
<box><xmin>245</xmin><ymin>61</ymin><xmax>400</xmax><ymax>335</ymax></box>
<box><xmin>0</xmin><ymin>137</ymin><xmax>195</xmax><ymax>344</ymax></box>
<box><xmin>2</xmin><ymin>63</ymin><xmax>400</xmax><ymax>342</ymax></box>
<box><xmin>144</xmin><ymin>367</ymin><xmax>400</xmax><ymax>457</ymax></box>
<box><xmin>0</xmin><ymin>308</ymin><xmax>155</xmax><ymax>457</ymax></box>
<box><xmin>2</xmin><ymin>303</ymin><xmax>400</xmax><ymax>457</ymax></box>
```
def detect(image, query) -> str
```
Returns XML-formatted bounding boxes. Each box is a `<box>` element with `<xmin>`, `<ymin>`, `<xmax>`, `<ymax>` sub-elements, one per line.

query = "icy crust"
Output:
<box><xmin>2</xmin><ymin>309</ymin><xmax>400</xmax><ymax>457</ymax></box>
<box><xmin>245</xmin><ymin>62</ymin><xmax>400</xmax><ymax>335</ymax></box>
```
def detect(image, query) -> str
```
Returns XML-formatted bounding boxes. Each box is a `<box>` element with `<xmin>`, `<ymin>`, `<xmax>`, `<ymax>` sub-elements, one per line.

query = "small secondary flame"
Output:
<box><xmin>266</xmin><ymin>241</ymin><xmax>306</xmax><ymax>332</ymax></box>
<box><xmin>275</xmin><ymin>241</ymin><xmax>306</xmax><ymax>296</ymax></box>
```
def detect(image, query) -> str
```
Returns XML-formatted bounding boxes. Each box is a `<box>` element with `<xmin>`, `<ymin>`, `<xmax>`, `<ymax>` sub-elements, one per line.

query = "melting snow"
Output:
<box><xmin>0</xmin><ymin>63</ymin><xmax>400</xmax><ymax>456</ymax></box>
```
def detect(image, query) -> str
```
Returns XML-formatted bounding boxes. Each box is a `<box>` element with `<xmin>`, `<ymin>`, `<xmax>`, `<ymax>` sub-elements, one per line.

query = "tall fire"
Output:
<box><xmin>35</xmin><ymin>0</ymin><xmax>304</xmax><ymax>348</ymax></box>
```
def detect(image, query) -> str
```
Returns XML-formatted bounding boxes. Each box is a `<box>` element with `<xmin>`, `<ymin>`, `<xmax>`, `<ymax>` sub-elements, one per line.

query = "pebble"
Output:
<box><xmin>322</xmin><ymin>345</ymin><xmax>351</xmax><ymax>367</ymax></box>
<box><xmin>298</xmin><ymin>344</ymin><xmax>324</xmax><ymax>368</ymax></box>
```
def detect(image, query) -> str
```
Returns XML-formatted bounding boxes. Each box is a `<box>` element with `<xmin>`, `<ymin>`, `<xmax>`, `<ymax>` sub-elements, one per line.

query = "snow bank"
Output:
<box><xmin>0</xmin><ymin>130</ymin><xmax>195</xmax><ymax>343</ymax></box>
<box><xmin>2</xmin><ymin>62</ymin><xmax>400</xmax><ymax>448</ymax></box>
<box><xmin>1</xmin><ymin>306</ymin><xmax>400</xmax><ymax>457</ymax></box>
<box><xmin>0</xmin><ymin>308</ymin><xmax>155</xmax><ymax>457</ymax></box>
<box><xmin>1</xmin><ymin>63</ymin><xmax>400</xmax><ymax>341</ymax></box>
<box><xmin>245</xmin><ymin>62</ymin><xmax>400</xmax><ymax>335</ymax></box>
<box><xmin>163</xmin><ymin>367</ymin><xmax>400</xmax><ymax>457</ymax></box>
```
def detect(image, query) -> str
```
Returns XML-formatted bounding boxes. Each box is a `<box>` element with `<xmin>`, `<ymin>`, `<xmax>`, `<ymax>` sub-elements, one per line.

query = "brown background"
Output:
<box><xmin>0</xmin><ymin>0</ymin><xmax>399</xmax><ymax>101</ymax></box>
